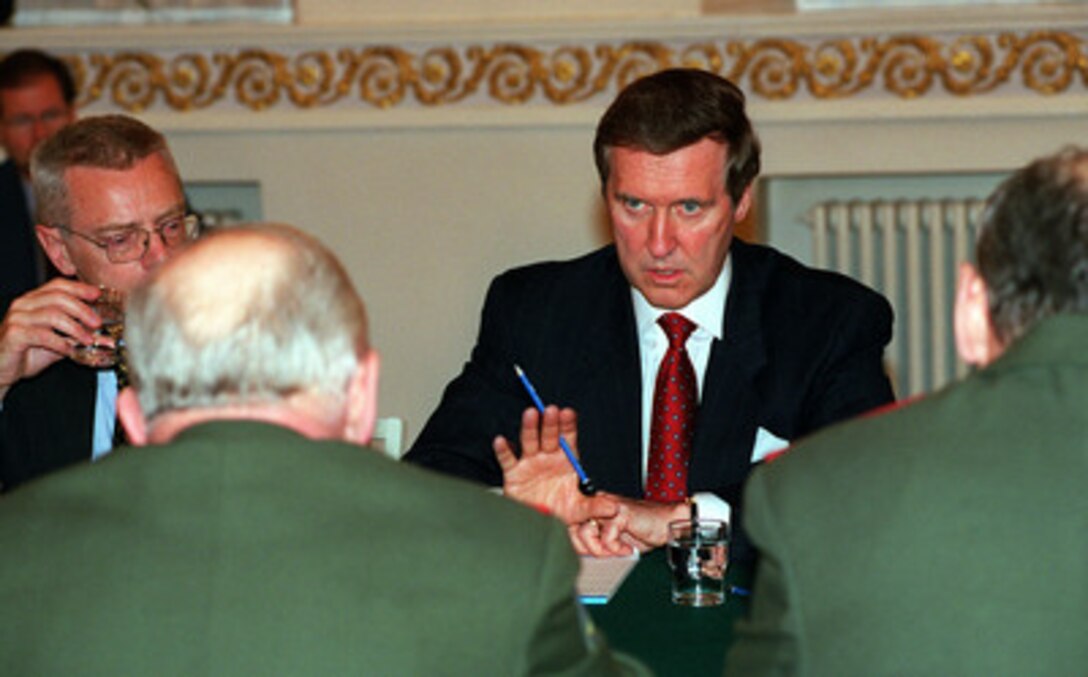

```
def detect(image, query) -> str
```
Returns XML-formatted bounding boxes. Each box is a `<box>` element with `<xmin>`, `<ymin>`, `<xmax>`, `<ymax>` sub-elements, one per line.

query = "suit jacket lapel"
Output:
<box><xmin>2</xmin><ymin>359</ymin><xmax>99</xmax><ymax>488</ymax></box>
<box><xmin>573</xmin><ymin>251</ymin><xmax>643</xmax><ymax>495</ymax></box>
<box><xmin>691</xmin><ymin>240</ymin><xmax>769</xmax><ymax>493</ymax></box>
<box><xmin>60</xmin><ymin>360</ymin><xmax>100</xmax><ymax>461</ymax></box>
<box><xmin>0</xmin><ymin>161</ymin><xmax>39</xmax><ymax>303</ymax></box>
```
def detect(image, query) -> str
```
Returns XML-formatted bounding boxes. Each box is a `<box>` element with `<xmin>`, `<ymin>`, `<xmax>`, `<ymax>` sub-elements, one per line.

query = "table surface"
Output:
<box><xmin>587</xmin><ymin>549</ymin><xmax>750</xmax><ymax>677</ymax></box>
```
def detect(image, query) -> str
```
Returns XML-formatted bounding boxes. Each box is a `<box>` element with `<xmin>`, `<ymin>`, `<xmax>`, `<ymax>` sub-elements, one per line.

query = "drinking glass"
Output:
<box><xmin>71</xmin><ymin>287</ymin><xmax>124</xmax><ymax>368</ymax></box>
<box><xmin>667</xmin><ymin>518</ymin><xmax>729</xmax><ymax>606</ymax></box>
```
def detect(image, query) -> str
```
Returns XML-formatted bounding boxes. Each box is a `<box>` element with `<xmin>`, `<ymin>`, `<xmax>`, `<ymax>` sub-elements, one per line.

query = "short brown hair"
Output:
<box><xmin>30</xmin><ymin>114</ymin><xmax>180</xmax><ymax>226</ymax></box>
<box><xmin>593</xmin><ymin>68</ymin><xmax>761</xmax><ymax>205</ymax></box>
<box><xmin>0</xmin><ymin>49</ymin><xmax>76</xmax><ymax>118</ymax></box>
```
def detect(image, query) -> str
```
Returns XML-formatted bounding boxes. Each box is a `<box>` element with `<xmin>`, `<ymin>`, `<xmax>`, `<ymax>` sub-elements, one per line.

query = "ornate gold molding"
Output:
<box><xmin>58</xmin><ymin>30</ymin><xmax>1087</xmax><ymax>113</ymax></box>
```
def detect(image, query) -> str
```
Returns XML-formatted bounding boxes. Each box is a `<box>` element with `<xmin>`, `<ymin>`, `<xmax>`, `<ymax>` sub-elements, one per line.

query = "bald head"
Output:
<box><xmin>124</xmin><ymin>224</ymin><xmax>370</xmax><ymax>426</ymax></box>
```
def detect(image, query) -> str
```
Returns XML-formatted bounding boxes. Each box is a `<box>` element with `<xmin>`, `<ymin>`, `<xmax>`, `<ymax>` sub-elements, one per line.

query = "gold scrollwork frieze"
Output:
<box><xmin>56</xmin><ymin>30</ymin><xmax>1087</xmax><ymax>113</ymax></box>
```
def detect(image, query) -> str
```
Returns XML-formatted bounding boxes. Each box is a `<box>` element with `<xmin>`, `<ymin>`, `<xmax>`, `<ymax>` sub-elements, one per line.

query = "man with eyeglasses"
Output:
<box><xmin>0</xmin><ymin>114</ymin><xmax>197</xmax><ymax>492</ymax></box>
<box><xmin>0</xmin><ymin>49</ymin><xmax>77</xmax><ymax>315</ymax></box>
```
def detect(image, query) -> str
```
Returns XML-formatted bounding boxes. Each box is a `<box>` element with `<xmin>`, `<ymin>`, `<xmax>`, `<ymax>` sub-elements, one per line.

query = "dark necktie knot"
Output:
<box><xmin>658</xmin><ymin>312</ymin><xmax>696</xmax><ymax>349</ymax></box>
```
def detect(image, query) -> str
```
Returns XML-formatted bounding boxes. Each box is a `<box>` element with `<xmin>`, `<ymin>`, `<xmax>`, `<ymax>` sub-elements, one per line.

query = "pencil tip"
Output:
<box><xmin>513</xmin><ymin>364</ymin><xmax>524</xmax><ymax>376</ymax></box>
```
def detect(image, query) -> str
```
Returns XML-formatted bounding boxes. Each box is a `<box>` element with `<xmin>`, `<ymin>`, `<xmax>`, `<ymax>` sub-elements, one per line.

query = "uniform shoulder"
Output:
<box><xmin>759</xmin><ymin>391</ymin><xmax>936</xmax><ymax>482</ymax></box>
<box><xmin>358</xmin><ymin>450</ymin><xmax>566</xmax><ymax>545</ymax></box>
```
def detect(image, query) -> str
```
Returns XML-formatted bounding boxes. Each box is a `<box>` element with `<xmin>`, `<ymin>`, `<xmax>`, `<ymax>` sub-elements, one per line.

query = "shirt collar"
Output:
<box><xmin>631</xmin><ymin>253</ymin><xmax>731</xmax><ymax>340</ymax></box>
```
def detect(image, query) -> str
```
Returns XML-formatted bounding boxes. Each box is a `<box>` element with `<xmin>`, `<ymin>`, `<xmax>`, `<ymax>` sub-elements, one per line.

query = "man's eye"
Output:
<box><xmin>159</xmin><ymin>219</ymin><xmax>183</xmax><ymax>235</ymax></box>
<box><xmin>678</xmin><ymin>200</ymin><xmax>702</xmax><ymax>215</ymax></box>
<box><xmin>622</xmin><ymin>197</ymin><xmax>645</xmax><ymax>211</ymax></box>
<box><xmin>103</xmin><ymin>231</ymin><xmax>137</xmax><ymax>248</ymax></box>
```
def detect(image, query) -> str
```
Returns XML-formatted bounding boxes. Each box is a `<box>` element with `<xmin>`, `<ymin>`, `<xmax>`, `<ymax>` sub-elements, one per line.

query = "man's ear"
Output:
<box><xmin>35</xmin><ymin>224</ymin><xmax>77</xmax><ymax>277</ymax></box>
<box><xmin>733</xmin><ymin>185</ymin><xmax>754</xmax><ymax>223</ymax></box>
<box><xmin>953</xmin><ymin>262</ymin><xmax>1002</xmax><ymax>367</ymax></box>
<box><xmin>117</xmin><ymin>387</ymin><xmax>150</xmax><ymax>446</ymax></box>
<box><xmin>343</xmin><ymin>349</ymin><xmax>380</xmax><ymax>446</ymax></box>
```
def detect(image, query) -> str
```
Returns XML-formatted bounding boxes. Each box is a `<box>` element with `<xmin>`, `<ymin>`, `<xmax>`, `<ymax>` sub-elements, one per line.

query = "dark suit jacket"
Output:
<box><xmin>0</xmin><ymin>420</ymin><xmax>647</xmax><ymax>676</ymax></box>
<box><xmin>0</xmin><ymin>358</ymin><xmax>98</xmax><ymax>492</ymax></box>
<box><xmin>726</xmin><ymin>315</ymin><xmax>1088</xmax><ymax>676</ymax></box>
<box><xmin>405</xmin><ymin>241</ymin><xmax>894</xmax><ymax>557</ymax></box>
<box><xmin>0</xmin><ymin>158</ymin><xmax>41</xmax><ymax>316</ymax></box>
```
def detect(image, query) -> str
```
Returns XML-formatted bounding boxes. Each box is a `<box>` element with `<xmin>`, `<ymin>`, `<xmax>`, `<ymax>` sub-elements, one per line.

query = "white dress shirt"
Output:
<box><xmin>631</xmin><ymin>255</ymin><xmax>732</xmax><ymax>523</ymax></box>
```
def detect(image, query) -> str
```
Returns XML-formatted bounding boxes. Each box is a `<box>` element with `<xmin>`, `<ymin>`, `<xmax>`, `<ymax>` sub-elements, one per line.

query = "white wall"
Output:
<box><xmin>167</xmin><ymin>124</ymin><xmax>610</xmax><ymax>440</ymax></box>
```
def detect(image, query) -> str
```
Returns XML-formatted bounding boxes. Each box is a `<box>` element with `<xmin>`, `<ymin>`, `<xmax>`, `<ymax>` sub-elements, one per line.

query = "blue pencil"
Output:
<box><xmin>513</xmin><ymin>365</ymin><xmax>598</xmax><ymax>496</ymax></box>
<box><xmin>728</xmin><ymin>585</ymin><xmax>752</xmax><ymax>597</ymax></box>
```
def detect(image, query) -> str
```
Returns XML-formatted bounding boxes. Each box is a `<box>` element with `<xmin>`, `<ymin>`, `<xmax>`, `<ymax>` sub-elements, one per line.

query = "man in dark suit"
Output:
<box><xmin>0</xmin><ymin>115</ymin><xmax>196</xmax><ymax>491</ymax></box>
<box><xmin>725</xmin><ymin>147</ymin><xmax>1088</xmax><ymax>675</ymax></box>
<box><xmin>404</xmin><ymin>69</ymin><xmax>894</xmax><ymax>558</ymax></box>
<box><xmin>0</xmin><ymin>49</ymin><xmax>76</xmax><ymax>314</ymax></box>
<box><xmin>0</xmin><ymin>223</ymin><xmax>647</xmax><ymax>676</ymax></box>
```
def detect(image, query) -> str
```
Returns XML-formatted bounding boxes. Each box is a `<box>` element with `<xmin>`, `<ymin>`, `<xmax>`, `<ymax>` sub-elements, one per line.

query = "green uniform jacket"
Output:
<box><xmin>0</xmin><ymin>421</ymin><xmax>647</xmax><ymax>676</ymax></box>
<box><xmin>726</xmin><ymin>315</ymin><xmax>1088</xmax><ymax>676</ymax></box>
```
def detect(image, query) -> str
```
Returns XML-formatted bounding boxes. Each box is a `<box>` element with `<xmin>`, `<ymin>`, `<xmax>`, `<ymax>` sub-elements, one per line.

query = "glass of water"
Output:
<box><xmin>71</xmin><ymin>287</ymin><xmax>124</xmax><ymax>368</ymax></box>
<box><xmin>667</xmin><ymin>519</ymin><xmax>729</xmax><ymax>606</ymax></box>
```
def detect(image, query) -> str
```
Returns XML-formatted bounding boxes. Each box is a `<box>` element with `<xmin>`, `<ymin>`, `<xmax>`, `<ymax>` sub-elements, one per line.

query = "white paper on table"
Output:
<box><xmin>577</xmin><ymin>552</ymin><xmax>640</xmax><ymax>605</ymax></box>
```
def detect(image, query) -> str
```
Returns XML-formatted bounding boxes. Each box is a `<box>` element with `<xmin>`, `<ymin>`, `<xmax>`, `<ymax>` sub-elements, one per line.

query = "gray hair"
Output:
<box><xmin>30</xmin><ymin>114</ymin><xmax>180</xmax><ymax>227</ymax></box>
<box><xmin>124</xmin><ymin>223</ymin><xmax>369</xmax><ymax>420</ymax></box>
<box><xmin>977</xmin><ymin>146</ymin><xmax>1088</xmax><ymax>344</ymax></box>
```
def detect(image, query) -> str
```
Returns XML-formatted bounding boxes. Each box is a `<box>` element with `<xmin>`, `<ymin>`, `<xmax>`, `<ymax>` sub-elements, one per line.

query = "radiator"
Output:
<box><xmin>808</xmin><ymin>198</ymin><xmax>986</xmax><ymax>398</ymax></box>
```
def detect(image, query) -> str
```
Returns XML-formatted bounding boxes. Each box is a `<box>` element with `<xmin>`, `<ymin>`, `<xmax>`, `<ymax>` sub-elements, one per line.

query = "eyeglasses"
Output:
<box><xmin>2</xmin><ymin>107</ymin><xmax>69</xmax><ymax>130</ymax></box>
<box><xmin>52</xmin><ymin>214</ymin><xmax>200</xmax><ymax>263</ymax></box>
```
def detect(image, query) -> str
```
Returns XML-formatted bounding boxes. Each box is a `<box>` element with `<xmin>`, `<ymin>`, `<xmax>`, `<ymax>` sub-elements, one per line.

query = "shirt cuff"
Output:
<box><xmin>692</xmin><ymin>492</ymin><xmax>731</xmax><ymax>525</ymax></box>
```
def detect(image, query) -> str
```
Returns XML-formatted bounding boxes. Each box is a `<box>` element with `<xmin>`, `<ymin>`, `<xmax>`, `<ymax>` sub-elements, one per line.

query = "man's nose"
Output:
<box><xmin>140</xmin><ymin>230</ymin><xmax>170</xmax><ymax>269</ymax></box>
<box><xmin>647</xmin><ymin>211</ymin><xmax>675</xmax><ymax>258</ymax></box>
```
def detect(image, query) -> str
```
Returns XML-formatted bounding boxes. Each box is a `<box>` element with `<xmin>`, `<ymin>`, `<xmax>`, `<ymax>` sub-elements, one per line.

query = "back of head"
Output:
<box><xmin>977</xmin><ymin>146</ymin><xmax>1088</xmax><ymax>345</ymax></box>
<box><xmin>124</xmin><ymin>224</ymin><xmax>369</xmax><ymax>421</ymax></box>
<box><xmin>593</xmin><ymin>68</ymin><xmax>761</xmax><ymax>204</ymax></box>
<box><xmin>0</xmin><ymin>49</ymin><xmax>76</xmax><ymax>115</ymax></box>
<box><xmin>30</xmin><ymin>113</ymin><xmax>178</xmax><ymax>226</ymax></box>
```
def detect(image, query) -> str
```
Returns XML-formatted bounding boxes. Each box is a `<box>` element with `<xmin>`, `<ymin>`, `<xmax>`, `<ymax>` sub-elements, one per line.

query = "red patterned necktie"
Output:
<box><xmin>645</xmin><ymin>312</ymin><xmax>697</xmax><ymax>503</ymax></box>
